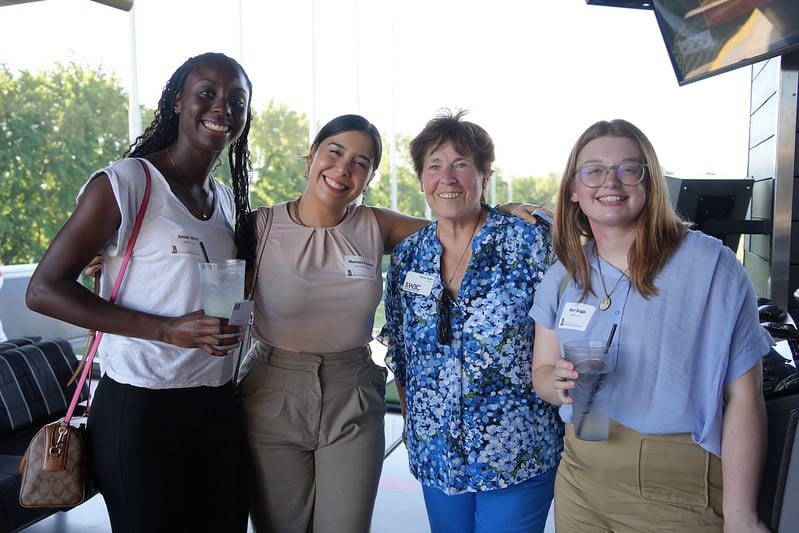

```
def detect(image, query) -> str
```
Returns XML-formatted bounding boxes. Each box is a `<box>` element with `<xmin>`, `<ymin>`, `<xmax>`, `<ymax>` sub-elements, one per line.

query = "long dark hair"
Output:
<box><xmin>311</xmin><ymin>114</ymin><xmax>382</xmax><ymax>173</ymax></box>
<box><xmin>125</xmin><ymin>52</ymin><xmax>255</xmax><ymax>262</ymax></box>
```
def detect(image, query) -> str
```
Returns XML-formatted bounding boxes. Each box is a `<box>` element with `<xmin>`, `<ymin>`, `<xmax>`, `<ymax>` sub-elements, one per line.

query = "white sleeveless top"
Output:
<box><xmin>251</xmin><ymin>202</ymin><xmax>384</xmax><ymax>353</ymax></box>
<box><xmin>81</xmin><ymin>158</ymin><xmax>239</xmax><ymax>389</ymax></box>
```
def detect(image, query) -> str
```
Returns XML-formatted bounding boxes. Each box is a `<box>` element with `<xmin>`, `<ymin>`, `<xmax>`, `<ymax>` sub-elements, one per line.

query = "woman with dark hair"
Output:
<box><xmin>26</xmin><ymin>52</ymin><xmax>253</xmax><ymax>532</ymax></box>
<box><xmin>239</xmin><ymin>113</ymin><xmax>426</xmax><ymax>533</ymax></box>
<box><xmin>379</xmin><ymin>109</ymin><xmax>562</xmax><ymax>533</ymax></box>
<box><xmin>530</xmin><ymin>119</ymin><xmax>770</xmax><ymax>532</ymax></box>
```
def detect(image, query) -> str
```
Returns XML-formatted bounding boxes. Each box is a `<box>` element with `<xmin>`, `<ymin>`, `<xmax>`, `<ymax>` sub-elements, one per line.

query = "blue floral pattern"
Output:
<box><xmin>379</xmin><ymin>209</ymin><xmax>564</xmax><ymax>494</ymax></box>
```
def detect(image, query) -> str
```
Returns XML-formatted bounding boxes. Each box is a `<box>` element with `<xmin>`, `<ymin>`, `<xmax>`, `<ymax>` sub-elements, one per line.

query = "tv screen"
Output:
<box><xmin>653</xmin><ymin>0</ymin><xmax>799</xmax><ymax>85</ymax></box>
<box><xmin>666</xmin><ymin>176</ymin><xmax>755</xmax><ymax>251</ymax></box>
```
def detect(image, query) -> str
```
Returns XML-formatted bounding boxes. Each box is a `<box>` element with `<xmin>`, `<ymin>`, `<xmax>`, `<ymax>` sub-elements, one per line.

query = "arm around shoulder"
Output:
<box><xmin>370</xmin><ymin>206</ymin><xmax>429</xmax><ymax>253</ymax></box>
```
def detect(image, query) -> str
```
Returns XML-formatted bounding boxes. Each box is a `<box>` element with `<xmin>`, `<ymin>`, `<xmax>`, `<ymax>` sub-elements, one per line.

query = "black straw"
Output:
<box><xmin>606</xmin><ymin>323</ymin><xmax>618</xmax><ymax>348</ymax></box>
<box><xmin>199</xmin><ymin>241</ymin><xmax>210</xmax><ymax>263</ymax></box>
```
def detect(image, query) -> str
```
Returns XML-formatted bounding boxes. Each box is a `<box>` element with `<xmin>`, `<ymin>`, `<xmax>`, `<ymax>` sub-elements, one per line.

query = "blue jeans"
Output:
<box><xmin>422</xmin><ymin>468</ymin><xmax>556</xmax><ymax>533</ymax></box>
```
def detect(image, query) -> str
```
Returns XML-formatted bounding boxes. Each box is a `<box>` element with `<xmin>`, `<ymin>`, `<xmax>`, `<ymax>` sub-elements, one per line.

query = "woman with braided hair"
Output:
<box><xmin>27</xmin><ymin>52</ymin><xmax>254</xmax><ymax>532</ymax></box>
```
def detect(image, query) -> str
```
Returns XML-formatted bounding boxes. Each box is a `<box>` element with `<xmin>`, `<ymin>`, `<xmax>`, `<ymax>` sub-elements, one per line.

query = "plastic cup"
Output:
<box><xmin>563</xmin><ymin>340</ymin><xmax>616</xmax><ymax>441</ymax></box>
<box><xmin>197</xmin><ymin>260</ymin><xmax>245</xmax><ymax>320</ymax></box>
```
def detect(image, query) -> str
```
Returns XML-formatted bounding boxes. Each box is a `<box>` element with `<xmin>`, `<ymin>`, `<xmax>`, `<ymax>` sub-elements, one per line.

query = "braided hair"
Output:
<box><xmin>125</xmin><ymin>52</ymin><xmax>255</xmax><ymax>263</ymax></box>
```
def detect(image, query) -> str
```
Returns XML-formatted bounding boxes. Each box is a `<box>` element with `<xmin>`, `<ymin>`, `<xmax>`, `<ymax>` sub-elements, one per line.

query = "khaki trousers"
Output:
<box><xmin>555</xmin><ymin>420</ymin><xmax>723</xmax><ymax>532</ymax></box>
<box><xmin>239</xmin><ymin>342</ymin><xmax>387</xmax><ymax>533</ymax></box>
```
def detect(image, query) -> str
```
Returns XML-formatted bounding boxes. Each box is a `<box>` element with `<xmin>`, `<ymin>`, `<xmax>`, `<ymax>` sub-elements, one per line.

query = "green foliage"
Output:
<box><xmin>0</xmin><ymin>62</ymin><xmax>562</xmax><ymax>267</ymax></box>
<box><xmin>248</xmin><ymin>100</ymin><xmax>309</xmax><ymax>208</ymax></box>
<box><xmin>506</xmin><ymin>172</ymin><xmax>560</xmax><ymax>209</ymax></box>
<box><xmin>369</xmin><ymin>134</ymin><xmax>427</xmax><ymax>218</ymax></box>
<box><xmin>0</xmin><ymin>61</ymin><xmax>128</xmax><ymax>264</ymax></box>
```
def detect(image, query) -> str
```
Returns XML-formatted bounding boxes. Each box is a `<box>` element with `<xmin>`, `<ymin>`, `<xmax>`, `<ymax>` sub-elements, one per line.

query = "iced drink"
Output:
<box><xmin>198</xmin><ymin>260</ymin><xmax>245</xmax><ymax>319</ymax></box>
<box><xmin>563</xmin><ymin>340</ymin><xmax>616</xmax><ymax>441</ymax></box>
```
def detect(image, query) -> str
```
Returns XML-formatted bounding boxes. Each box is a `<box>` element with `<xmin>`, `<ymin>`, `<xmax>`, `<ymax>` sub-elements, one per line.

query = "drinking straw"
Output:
<box><xmin>199</xmin><ymin>241</ymin><xmax>210</xmax><ymax>262</ymax></box>
<box><xmin>575</xmin><ymin>323</ymin><xmax>618</xmax><ymax>436</ymax></box>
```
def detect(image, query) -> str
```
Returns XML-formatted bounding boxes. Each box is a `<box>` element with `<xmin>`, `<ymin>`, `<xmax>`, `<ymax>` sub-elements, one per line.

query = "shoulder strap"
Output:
<box><xmin>233</xmin><ymin>206</ymin><xmax>273</xmax><ymax>387</ymax></box>
<box><xmin>559</xmin><ymin>275</ymin><xmax>569</xmax><ymax>302</ymax></box>
<box><xmin>64</xmin><ymin>158</ymin><xmax>152</xmax><ymax>422</ymax></box>
<box><xmin>247</xmin><ymin>206</ymin><xmax>273</xmax><ymax>300</ymax></box>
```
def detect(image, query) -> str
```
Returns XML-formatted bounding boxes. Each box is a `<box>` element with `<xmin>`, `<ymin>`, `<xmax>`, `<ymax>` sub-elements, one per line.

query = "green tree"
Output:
<box><xmin>369</xmin><ymin>134</ymin><xmax>427</xmax><ymax>218</ymax></box>
<box><xmin>248</xmin><ymin>100</ymin><xmax>309</xmax><ymax>207</ymax></box>
<box><xmin>0</xmin><ymin>61</ymin><xmax>128</xmax><ymax>265</ymax></box>
<box><xmin>507</xmin><ymin>172</ymin><xmax>560</xmax><ymax>208</ymax></box>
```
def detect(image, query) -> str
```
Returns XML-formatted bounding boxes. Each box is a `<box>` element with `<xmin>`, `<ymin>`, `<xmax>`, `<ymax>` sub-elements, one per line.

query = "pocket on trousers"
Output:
<box><xmin>638</xmin><ymin>438</ymin><xmax>709</xmax><ymax>507</ymax></box>
<box><xmin>356</xmin><ymin>361</ymin><xmax>388</xmax><ymax>415</ymax></box>
<box><xmin>238</xmin><ymin>353</ymin><xmax>285</xmax><ymax>419</ymax></box>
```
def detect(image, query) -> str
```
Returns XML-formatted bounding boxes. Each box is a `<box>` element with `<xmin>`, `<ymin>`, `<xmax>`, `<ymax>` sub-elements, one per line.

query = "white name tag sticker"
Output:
<box><xmin>345</xmin><ymin>255</ymin><xmax>377</xmax><ymax>280</ymax></box>
<box><xmin>171</xmin><ymin>235</ymin><xmax>203</xmax><ymax>256</ymax></box>
<box><xmin>228</xmin><ymin>300</ymin><xmax>254</xmax><ymax>326</ymax></box>
<box><xmin>402</xmin><ymin>271</ymin><xmax>435</xmax><ymax>296</ymax></box>
<box><xmin>557</xmin><ymin>302</ymin><xmax>595</xmax><ymax>331</ymax></box>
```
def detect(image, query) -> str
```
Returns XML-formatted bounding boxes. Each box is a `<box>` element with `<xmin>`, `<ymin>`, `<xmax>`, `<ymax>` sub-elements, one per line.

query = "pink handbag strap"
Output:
<box><xmin>64</xmin><ymin>158</ymin><xmax>152</xmax><ymax>422</ymax></box>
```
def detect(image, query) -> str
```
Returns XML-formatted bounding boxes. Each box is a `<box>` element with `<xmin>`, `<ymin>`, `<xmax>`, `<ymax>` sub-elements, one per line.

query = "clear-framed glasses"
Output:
<box><xmin>576</xmin><ymin>162</ymin><xmax>647</xmax><ymax>188</ymax></box>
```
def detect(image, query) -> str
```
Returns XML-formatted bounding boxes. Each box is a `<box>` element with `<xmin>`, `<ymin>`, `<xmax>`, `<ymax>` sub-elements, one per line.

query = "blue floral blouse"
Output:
<box><xmin>379</xmin><ymin>208</ymin><xmax>563</xmax><ymax>494</ymax></box>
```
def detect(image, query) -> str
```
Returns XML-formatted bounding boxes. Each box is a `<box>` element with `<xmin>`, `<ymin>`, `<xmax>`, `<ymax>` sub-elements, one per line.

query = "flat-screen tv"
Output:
<box><xmin>666</xmin><ymin>176</ymin><xmax>758</xmax><ymax>251</ymax></box>
<box><xmin>653</xmin><ymin>0</ymin><xmax>799</xmax><ymax>85</ymax></box>
<box><xmin>585</xmin><ymin>0</ymin><xmax>653</xmax><ymax>8</ymax></box>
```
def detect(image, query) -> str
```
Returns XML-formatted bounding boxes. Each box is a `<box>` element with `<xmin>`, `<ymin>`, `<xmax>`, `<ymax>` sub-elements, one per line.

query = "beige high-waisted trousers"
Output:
<box><xmin>239</xmin><ymin>341</ymin><xmax>387</xmax><ymax>533</ymax></box>
<box><xmin>555</xmin><ymin>420</ymin><xmax>724</xmax><ymax>532</ymax></box>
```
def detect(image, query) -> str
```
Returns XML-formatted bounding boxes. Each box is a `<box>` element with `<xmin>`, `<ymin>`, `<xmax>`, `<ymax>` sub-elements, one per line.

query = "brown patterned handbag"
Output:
<box><xmin>18</xmin><ymin>417</ymin><xmax>89</xmax><ymax>507</ymax></box>
<box><xmin>18</xmin><ymin>158</ymin><xmax>152</xmax><ymax>509</ymax></box>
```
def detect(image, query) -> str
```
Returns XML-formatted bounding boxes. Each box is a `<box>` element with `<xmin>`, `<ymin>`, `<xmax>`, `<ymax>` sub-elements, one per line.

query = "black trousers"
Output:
<box><xmin>88</xmin><ymin>375</ymin><xmax>250</xmax><ymax>533</ymax></box>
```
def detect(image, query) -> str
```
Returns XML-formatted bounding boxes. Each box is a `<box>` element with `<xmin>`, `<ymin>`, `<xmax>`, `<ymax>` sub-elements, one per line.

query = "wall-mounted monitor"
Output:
<box><xmin>585</xmin><ymin>0</ymin><xmax>653</xmax><ymax>8</ymax></box>
<box><xmin>653</xmin><ymin>0</ymin><xmax>799</xmax><ymax>85</ymax></box>
<box><xmin>665</xmin><ymin>176</ymin><xmax>770</xmax><ymax>252</ymax></box>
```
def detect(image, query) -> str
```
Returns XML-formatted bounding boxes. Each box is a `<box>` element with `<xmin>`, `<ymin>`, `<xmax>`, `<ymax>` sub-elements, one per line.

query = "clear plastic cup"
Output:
<box><xmin>564</xmin><ymin>340</ymin><xmax>616</xmax><ymax>441</ymax></box>
<box><xmin>197</xmin><ymin>260</ymin><xmax>245</xmax><ymax>320</ymax></box>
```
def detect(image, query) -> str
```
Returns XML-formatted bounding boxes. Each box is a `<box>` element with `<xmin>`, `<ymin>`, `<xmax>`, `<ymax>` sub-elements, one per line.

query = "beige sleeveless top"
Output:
<box><xmin>251</xmin><ymin>202</ymin><xmax>384</xmax><ymax>353</ymax></box>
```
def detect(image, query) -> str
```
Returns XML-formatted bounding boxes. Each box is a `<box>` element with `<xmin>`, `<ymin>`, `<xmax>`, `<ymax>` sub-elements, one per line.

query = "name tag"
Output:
<box><xmin>171</xmin><ymin>235</ymin><xmax>203</xmax><ymax>256</ymax></box>
<box><xmin>557</xmin><ymin>302</ymin><xmax>595</xmax><ymax>331</ymax></box>
<box><xmin>402</xmin><ymin>271</ymin><xmax>435</xmax><ymax>296</ymax></box>
<box><xmin>229</xmin><ymin>301</ymin><xmax>254</xmax><ymax>326</ymax></box>
<box><xmin>345</xmin><ymin>255</ymin><xmax>377</xmax><ymax>280</ymax></box>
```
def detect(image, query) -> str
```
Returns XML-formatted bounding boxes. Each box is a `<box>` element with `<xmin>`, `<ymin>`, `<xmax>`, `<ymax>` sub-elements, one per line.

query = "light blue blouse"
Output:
<box><xmin>529</xmin><ymin>230</ymin><xmax>772</xmax><ymax>456</ymax></box>
<box><xmin>380</xmin><ymin>209</ymin><xmax>563</xmax><ymax>494</ymax></box>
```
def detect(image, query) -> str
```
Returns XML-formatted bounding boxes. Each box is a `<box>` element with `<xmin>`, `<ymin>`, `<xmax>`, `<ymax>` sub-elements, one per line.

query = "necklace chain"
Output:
<box><xmin>167</xmin><ymin>148</ymin><xmax>210</xmax><ymax>220</ymax></box>
<box><xmin>441</xmin><ymin>210</ymin><xmax>483</xmax><ymax>290</ymax></box>
<box><xmin>292</xmin><ymin>197</ymin><xmax>306</xmax><ymax>226</ymax></box>
<box><xmin>595</xmin><ymin>243</ymin><xmax>628</xmax><ymax>311</ymax></box>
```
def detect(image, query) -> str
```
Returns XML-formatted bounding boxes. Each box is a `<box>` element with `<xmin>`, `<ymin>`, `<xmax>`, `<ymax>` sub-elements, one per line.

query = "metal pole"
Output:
<box><xmin>127</xmin><ymin>2</ymin><xmax>141</xmax><ymax>143</ymax></box>
<box><xmin>309</xmin><ymin>0</ymin><xmax>317</xmax><ymax>144</ymax></box>
<box><xmin>390</xmin><ymin>17</ymin><xmax>397</xmax><ymax>211</ymax></box>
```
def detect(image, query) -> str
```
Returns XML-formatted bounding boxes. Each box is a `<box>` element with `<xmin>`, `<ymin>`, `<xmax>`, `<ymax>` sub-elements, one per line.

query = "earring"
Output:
<box><xmin>361</xmin><ymin>188</ymin><xmax>368</xmax><ymax>205</ymax></box>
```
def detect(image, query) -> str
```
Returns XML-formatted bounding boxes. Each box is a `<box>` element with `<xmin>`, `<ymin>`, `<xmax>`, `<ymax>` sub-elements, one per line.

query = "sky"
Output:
<box><xmin>0</xmin><ymin>0</ymin><xmax>755</xmax><ymax>180</ymax></box>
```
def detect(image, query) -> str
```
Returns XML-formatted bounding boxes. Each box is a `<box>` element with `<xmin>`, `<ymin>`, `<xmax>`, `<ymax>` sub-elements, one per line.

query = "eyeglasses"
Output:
<box><xmin>576</xmin><ymin>163</ymin><xmax>647</xmax><ymax>188</ymax></box>
<box><xmin>437</xmin><ymin>290</ymin><xmax>452</xmax><ymax>344</ymax></box>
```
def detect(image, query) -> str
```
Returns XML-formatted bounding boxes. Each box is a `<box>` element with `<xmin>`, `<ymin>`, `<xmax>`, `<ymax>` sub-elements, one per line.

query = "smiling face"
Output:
<box><xmin>306</xmin><ymin>130</ymin><xmax>376</xmax><ymax>207</ymax></box>
<box><xmin>571</xmin><ymin>135</ymin><xmax>647</xmax><ymax>232</ymax></box>
<box><xmin>174</xmin><ymin>59</ymin><xmax>251</xmax><ymax>153</ymax></box>
<box><xmin>420</xmin><ymin>141</ymin><xmax>487</xmax><ymax>223</ymax></box>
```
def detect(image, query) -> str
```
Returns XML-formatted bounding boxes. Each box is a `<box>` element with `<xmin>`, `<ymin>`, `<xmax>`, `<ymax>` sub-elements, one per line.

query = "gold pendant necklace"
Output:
<box><xmin>595</xmin><ymin>243</ymin><xmax>628</xmax><ymax>312</ymax></box>
<box><xmin>167</xmin><ymin>148</ymin><xmax>210</xmax><ymax>220</ymax></box>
